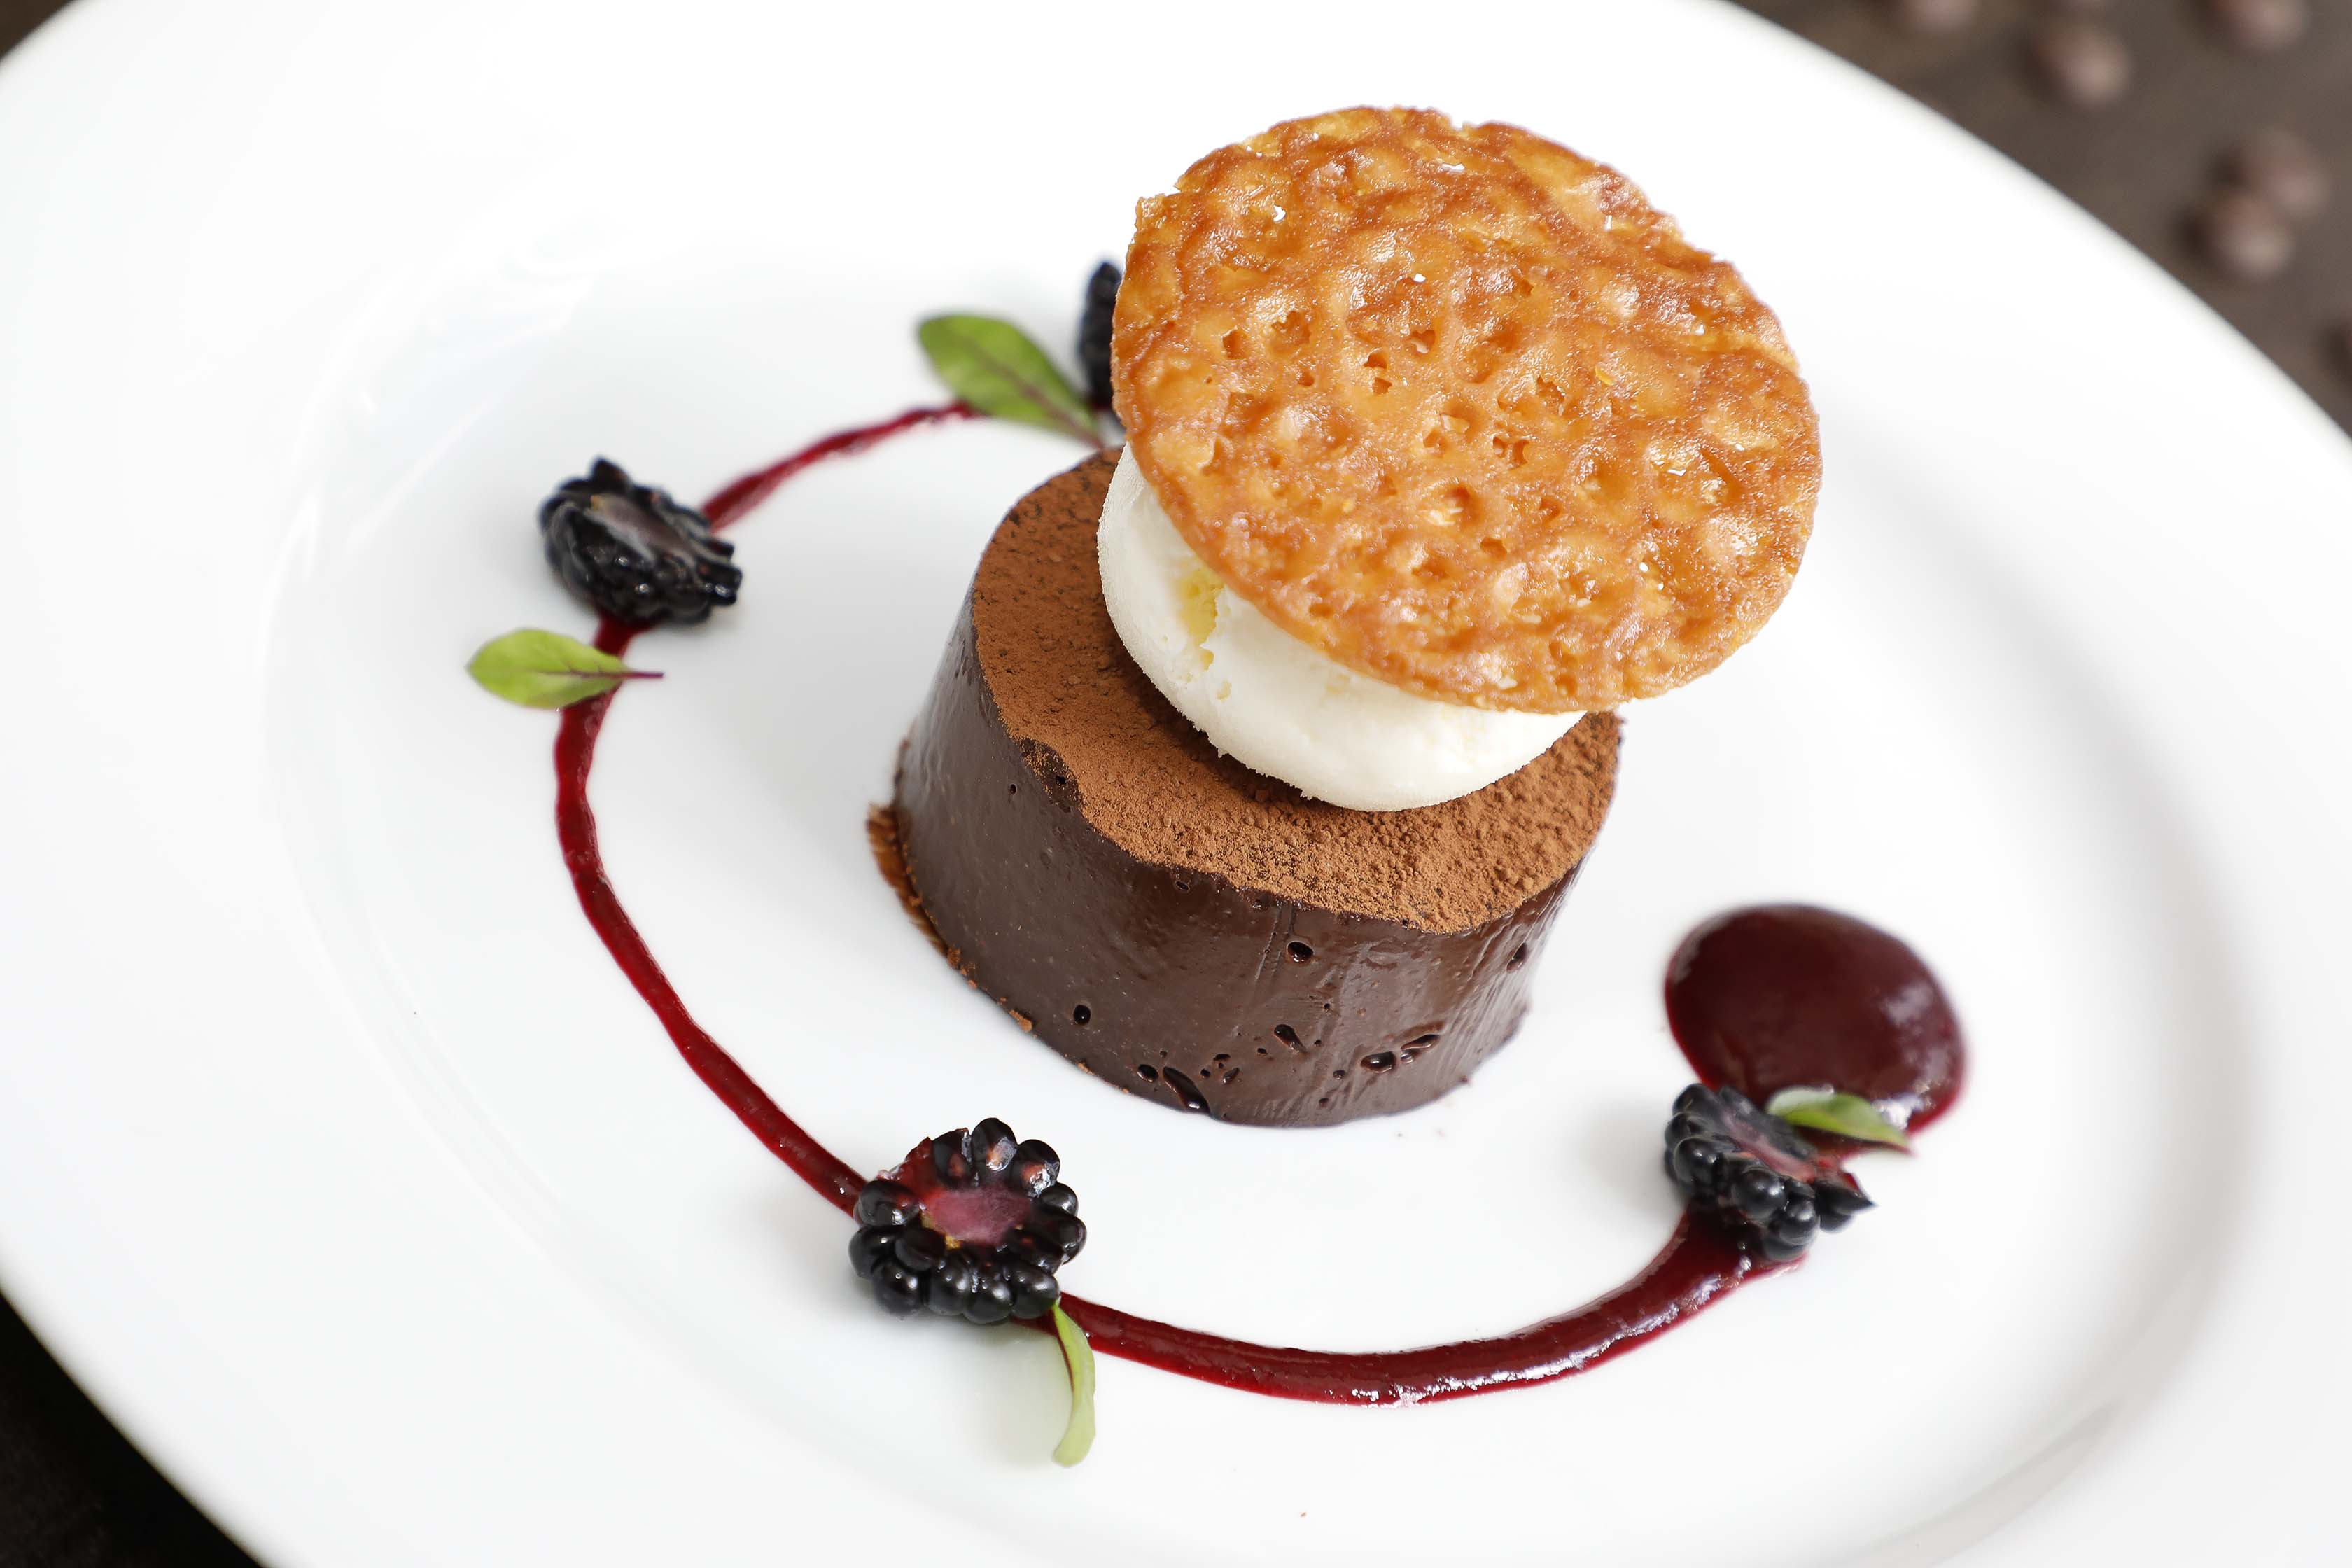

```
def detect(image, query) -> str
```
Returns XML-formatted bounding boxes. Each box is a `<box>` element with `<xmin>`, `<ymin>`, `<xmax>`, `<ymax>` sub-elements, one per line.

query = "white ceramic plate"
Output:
<box><xmin>5</xmin><ymin>1</ymin><xmax>2351</xmax><ymax>1562</ymax></box>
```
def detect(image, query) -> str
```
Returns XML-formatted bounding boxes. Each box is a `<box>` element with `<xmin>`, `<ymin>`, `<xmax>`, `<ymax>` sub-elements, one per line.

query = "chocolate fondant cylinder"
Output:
<box><xmin>894</xmin><ymin>454</ymin><xmax>1620</xmax><ymax>1128</ymax></box>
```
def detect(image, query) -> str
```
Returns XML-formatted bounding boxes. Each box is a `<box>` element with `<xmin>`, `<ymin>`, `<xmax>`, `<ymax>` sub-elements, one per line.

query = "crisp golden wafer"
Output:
<box><xmin>1112</xmin><ymin>107</ymin><xmax>1820</xmax><ymax>713</ymax></box>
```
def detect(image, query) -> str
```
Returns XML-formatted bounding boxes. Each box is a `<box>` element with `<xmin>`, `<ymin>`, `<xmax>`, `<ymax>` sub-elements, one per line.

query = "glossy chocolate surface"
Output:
<box><xmin>893</xmin><ymin>461</ymin><xmax>1622</xmax><ymax>1126</ymax></box>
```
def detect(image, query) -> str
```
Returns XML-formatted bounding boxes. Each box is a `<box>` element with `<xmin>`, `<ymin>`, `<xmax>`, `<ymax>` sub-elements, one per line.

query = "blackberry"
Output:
<box><xmin>1662</xmin><ymin>1084</ymin><xmax>1873</xmax><ymax>1261</ymax></box>
<box><xmin>1077</xmin><ymin>262</ymin><xmax>1119</xmax><ymax>413</ymax></box>
<box><xmin>848</xmin><ymin>1119</ymin><xmax>1084</xmax><ymax>1323</ymax></box>
<box><xmin>539</xmin><ymin>458</ymin><xmax>741</xmax><ymax>626</ymax></box>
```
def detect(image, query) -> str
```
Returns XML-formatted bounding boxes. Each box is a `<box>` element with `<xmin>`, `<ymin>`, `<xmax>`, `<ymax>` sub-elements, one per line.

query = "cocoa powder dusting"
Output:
<box><xmin>967</xmin><ymin>452</ymin><xmax>1620</xmax><ymax>933</ymax></box>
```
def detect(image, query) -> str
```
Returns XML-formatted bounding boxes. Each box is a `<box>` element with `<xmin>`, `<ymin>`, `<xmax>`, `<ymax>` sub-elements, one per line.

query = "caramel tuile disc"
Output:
<box><xmin>1112</xmin><ymin>107</ymin><xmax>1821</xmax><ymax>713</ymax></box>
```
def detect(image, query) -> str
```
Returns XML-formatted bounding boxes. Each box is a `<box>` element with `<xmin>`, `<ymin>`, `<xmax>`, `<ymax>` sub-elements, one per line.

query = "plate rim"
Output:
<box><xmin>4</xmin><ymin>1</ymin><xmax>2351</xmax><ymax>1563</ymax></box>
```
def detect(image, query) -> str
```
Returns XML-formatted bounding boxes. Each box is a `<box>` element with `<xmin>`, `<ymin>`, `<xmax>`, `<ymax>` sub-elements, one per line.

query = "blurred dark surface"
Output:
<box><xmin>0</xmin><ymin>1294</ymin><xmax>253</xmax><ymax>1567</ymax></box>
<box><xmin>0</xmin><ymin>0</ymin><xmax>2346</xmax><ymax>1564</ymax></box>
<box><xmin>1741</xmin><ymin>0</ymin><xmax>2352</xmax><ymax>430</ymax></box>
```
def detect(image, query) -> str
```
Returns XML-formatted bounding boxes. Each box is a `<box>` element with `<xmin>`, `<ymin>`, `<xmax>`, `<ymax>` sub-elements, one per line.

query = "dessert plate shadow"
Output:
<box><xmin>2</xmin><ymin>1</ymin><xmax>2348</xmax><ymax>1563</ymax></box>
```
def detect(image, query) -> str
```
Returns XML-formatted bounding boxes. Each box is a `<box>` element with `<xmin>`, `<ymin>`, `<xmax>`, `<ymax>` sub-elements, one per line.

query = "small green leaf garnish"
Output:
<box><xmin>467</xmin><ymin>629</ymin><xmax>662</xmax><ymax>710</ymax></box>
<box><xmin>1766</xmin><ymin>1087</ymin><xmax>1912</xmax><ymax>1150</ymax></box>
<box><xmin>918</xmin><ymin>314</ymin><xmax>1105</xmax><ymax>449</ymax></box>
<box><xmin>1049</xmin><ymin>1302</ymin><xmax>1096</xmax><ymax>1466</ymax></box>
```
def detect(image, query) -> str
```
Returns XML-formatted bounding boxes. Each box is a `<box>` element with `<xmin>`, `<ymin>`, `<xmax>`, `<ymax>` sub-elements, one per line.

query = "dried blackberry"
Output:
<box><xmin>1078</xmin><ymin>262</ymin><xmax>1120</xmax><ymax>413</ymax></box>
<box><xmin>848</xmin><ymin>1119</ymin><xmax>1085</xmax><ymax>1322</ymax></box>
<box><xmin>539</xmin><ymin>458</ymin><xmax>741</xmax><ymax>626</ymax></box>
<box><xmin>1662</xmin><ymin>1084</ymin><xmax>1872</xmax><ymax>1261</ymax></box>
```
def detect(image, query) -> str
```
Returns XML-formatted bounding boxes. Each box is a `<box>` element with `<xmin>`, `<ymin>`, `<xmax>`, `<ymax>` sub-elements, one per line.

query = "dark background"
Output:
<box><xmin>1750</xmin><ymin>0</ymin><xmax>2352</xmax><ymax>433</ymax></box>
<box><xmin>0</xmin><ymin>0</ymin><xmax>2344</xmax><ymax>1562</ymax></box>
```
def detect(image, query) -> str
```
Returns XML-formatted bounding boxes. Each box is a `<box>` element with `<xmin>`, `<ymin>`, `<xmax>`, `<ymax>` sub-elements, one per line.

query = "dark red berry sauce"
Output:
<box><xmin>550</xmin><ymin>409</ymin><xmax>1966</xmax><ymax>1405</ymax></box>
<box><xmin>1667</xmin><ymin>904</ymin><xmax>1963</xmax><ymax>1133</ymax></box>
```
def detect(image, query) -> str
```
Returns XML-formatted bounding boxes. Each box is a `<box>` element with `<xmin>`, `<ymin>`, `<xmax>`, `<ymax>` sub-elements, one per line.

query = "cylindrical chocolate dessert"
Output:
<box><xmin>892</xmin><ymin>453</ymin><xmax>1620</xmax><ymax>1128</ymax></box>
